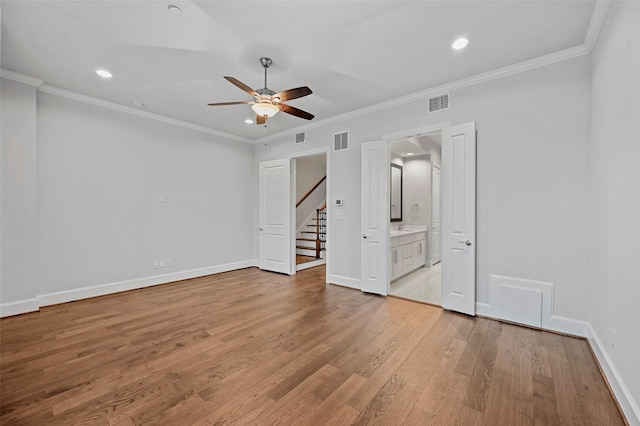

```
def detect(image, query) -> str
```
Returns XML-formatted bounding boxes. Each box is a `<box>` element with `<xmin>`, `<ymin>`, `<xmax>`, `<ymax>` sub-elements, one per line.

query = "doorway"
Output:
<box><xmin>291</xmin><ymin>151</ymin><xmax>328</xmax><ymax>272</ymax></box>
<box><xmin>388</xmin><ymin>132</ymin><xmax>443</xmax><ymax>306</ymax></box>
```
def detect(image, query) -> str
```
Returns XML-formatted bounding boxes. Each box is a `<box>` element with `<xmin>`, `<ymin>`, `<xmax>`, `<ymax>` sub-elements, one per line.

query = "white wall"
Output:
<box><xmin>403</xmin><ymin>155</ymin><xmax>430</xmax><ymax>227</ymax></box>
<box><xmin>589</xmin><ymin>1</ymin><xmax>640</xmax><ymax>422</ymax></box>
<box><xmin>1</xmin><ymin>84</ymin><xmax>255</xmax><ymax>314</ymax></box>
<box><xmin>0</xmin><ymin>78</ymin><xmax>39</xmax><ymax>313</ymax></box>
<box><xmin>295</xmin><ymin>154</ymin><xmax>326</xmax><ymax>229</ymax></box>
<box><xmin>254</xmin><ymin>55</ymin><xmax>591</xmax><ymax>327</ymax></box>
<box><xmin>454</xmin><ymin>58</ymin><xmax>591</xmax><ymax>324</ymax></box>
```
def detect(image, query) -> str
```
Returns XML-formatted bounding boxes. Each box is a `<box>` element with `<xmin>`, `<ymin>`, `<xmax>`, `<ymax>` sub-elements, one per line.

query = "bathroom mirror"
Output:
<box><xmin>390</xmin><ymin>163</ymin><xmax>403</xmax><ymax>222</ymax></box>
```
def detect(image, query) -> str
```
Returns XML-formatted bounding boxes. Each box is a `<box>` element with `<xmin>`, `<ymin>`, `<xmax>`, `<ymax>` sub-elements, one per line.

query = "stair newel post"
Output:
<box><xmin>315</xmin><ymin>209</ymin><xmax>321</xmax><ymax>258</ymax></box>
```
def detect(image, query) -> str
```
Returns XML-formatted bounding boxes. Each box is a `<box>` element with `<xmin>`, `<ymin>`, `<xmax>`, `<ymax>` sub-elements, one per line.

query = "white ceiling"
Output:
<box><xmin>391</xmin><ymin>133</ymin><xmax>441</xmax><ymax>157</ymax></box>
<box><xmin>0</xmin><ymin>1</ymin><xmax>596</xmax><ymax>141</ymax></box>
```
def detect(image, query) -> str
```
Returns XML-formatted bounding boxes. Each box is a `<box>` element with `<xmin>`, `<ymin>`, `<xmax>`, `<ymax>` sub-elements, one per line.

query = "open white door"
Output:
<box><xmin>441</xmin><ymin>122</ymin><xmax>476</xmax><ymax>315</ymax></box>
<box><xmin>431</xmin><ymin>164</ymin><xmax>441</xmax><ymax>265</ymax></box>
<box><xmin>259</xmin><ymin>159</ymin><xmax>292</xmax><ymax>275</ymax></box>
<box><xmin>360</xmin><ymin>140</ymin><xmax>389</xmax><ymax>295</ymax></box>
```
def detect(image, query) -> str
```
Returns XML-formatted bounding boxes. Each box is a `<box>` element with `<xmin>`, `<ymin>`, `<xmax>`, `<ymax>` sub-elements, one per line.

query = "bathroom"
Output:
<box><xmin>389</xmin><ymin>132</ymin><xmax>442</xmax><ymax>305</ymax></box>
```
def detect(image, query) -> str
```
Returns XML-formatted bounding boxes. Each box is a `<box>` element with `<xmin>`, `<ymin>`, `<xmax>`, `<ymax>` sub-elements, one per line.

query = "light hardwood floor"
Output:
<box><xmin>0</xmin><ymin>266</ymin><xmax>626</xmax><ymax>425</ymax></box>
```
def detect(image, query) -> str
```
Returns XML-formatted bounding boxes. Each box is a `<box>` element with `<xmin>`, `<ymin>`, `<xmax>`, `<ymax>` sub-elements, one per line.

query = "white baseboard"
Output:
<box><xmin>1</xmin><ymin>260</ymin><xmax>255</xmax><ymax>317</ymax></box>
<box><xmin>0</xmin><ymin>298</ymin><xmax>40</xmax><ymax>317</ymax></box>
<box><xmin>296</xmin><ymin>259</ymin><xmax>326</xmax><ymax>271</ymax></box>
<box><xmin>587</xmin><ymin>324</ymin><xmax>640</xmax><ymax>426</ymax></box>
<box><xmin>328</xmin><ymin>274</ymin><xmax>361</xmax><ymax>290</ymax></box>
<box><xmin>587</xmin><ymin>323</ymin><xmax>640</xmax><ymax>426</ymax></box>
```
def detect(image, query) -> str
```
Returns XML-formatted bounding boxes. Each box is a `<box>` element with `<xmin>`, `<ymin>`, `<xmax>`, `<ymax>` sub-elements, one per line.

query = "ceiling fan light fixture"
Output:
<box><xmin>251</xmin><ymin>102</ymin><xmax>279</xmax><ymax>117</ymax></box>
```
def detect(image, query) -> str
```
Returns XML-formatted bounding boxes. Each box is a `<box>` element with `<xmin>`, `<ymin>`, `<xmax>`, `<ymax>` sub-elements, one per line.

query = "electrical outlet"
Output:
<box><xmin>159</xmin><ymin>259</ymin><xmax>165</xmax><ymax>268</ymax></box>
<box><xmin>153</xmin><ymin>260</ymin><xmax>159</xmax><ymax>269</ymax></box>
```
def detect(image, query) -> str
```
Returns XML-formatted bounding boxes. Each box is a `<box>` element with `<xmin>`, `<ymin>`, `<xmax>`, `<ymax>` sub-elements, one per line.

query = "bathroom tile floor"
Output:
<box><xmin>390</xmin><ymin>263</ymin><xmax>441</xmax><ymax>306</ymax></box>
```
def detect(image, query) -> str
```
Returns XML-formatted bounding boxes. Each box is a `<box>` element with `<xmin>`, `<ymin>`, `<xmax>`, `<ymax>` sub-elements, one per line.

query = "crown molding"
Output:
<box><xmin>253</xmin><ymin>45</ymin><xmax>590</xmax><ymax>145</ymax></box>
<box><xmin>1</xmin><ymin>68</ymin><xmax>44</xmax><ymax>87</ymax></box>
<box><xmin>584</xmin><ymin>0</ymin><xmax>611</xmax><ymax>52</ymax></box>
<box><xmin>37</xmin><ymin>85</ymin><xmax>252</xmax><ymax>143</ymax></box>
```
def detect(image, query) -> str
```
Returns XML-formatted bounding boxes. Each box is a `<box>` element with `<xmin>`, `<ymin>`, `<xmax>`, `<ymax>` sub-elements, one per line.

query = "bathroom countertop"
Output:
<box><xmin>389</xmin><ymin>228</ymin><xmax>427</xmax><ymax>238</ymax></box>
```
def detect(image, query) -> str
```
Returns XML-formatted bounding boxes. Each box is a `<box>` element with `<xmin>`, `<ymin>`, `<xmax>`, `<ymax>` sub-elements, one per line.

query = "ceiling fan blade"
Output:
<box><xmin>224</xmin><ymin>76</ymin><xmax>258</xmax><ymax>97</ymax></box>
<box><xmin>274</xmin><ymin>86</ymin><xmax>312</xmax><ymax>102</ymax></box>
<box><xmin>256</xmin><ymin>114</ymin><xmax>266</xmax><ymax>125</ymax></box>
<box><xmin>278</xmin><ymin>103</ymin><xmax>315</xmax><ymax>120</ymax></box>
<box><xmin>207</xmin><ymin>101</ymin><xmax>254</xmax><ymax>106</ymax></box>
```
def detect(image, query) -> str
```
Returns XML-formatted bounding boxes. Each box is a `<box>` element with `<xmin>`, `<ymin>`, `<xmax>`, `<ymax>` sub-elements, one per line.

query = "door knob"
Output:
<box><xmin>458</xmin><ymin>239</ymin><xmax>471</xmax><ymax>246</ymax></box>
<box><xmin>259</xmin><ymin>227</ymin><xmax>263</xmax><ymax>231</ymax></box>
<box><xmin>363</xmin><ymin>234</ymin><xmax>368</xmax><ymax>239</ymax></box>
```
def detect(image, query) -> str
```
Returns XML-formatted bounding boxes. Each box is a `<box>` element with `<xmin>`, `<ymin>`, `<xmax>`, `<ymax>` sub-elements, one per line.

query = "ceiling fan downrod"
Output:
<box><xmin>260</xmin><ymin>57</ymin><xmax>272</xmax><ymax>91</ymax></box>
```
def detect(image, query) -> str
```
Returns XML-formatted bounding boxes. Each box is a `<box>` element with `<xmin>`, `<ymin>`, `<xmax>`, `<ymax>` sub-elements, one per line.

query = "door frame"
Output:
<box><xmin>289</xmin><ymin>148</ymin><xmax>331</xmax><ymax>283</ymax></box>
<box><xmin>381</xmin><ymin>122</ymin><xmax>451</xmax><ymax>298</ymax></box>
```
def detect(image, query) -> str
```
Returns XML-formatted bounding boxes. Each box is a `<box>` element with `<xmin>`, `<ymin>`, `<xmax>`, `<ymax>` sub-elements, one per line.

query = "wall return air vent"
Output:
<box><xmin>429</xmin><ymin>94</ymin><xmax>449</xmax><ymax>112</ymax></box>
<box><xmin>295</xmin><ymin>132</ymin><xmax>306</xmax><ymax>144</ymax></box>
<box><xmin>334</xmin><ymin>131</ymin><xmax>349</xmax><ymax>151</ymax></box>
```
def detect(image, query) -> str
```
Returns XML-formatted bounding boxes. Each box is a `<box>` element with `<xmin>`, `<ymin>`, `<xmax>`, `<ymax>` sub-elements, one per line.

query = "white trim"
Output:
<box><xmin>1</xmin><ymin>69</ymin><xmax>44</xmax><ymax>87</ymax></box>
<box><xmin>253</xmin><ymin>45</ymin><xmax>589</xmax><ymax>145</ymax></box>
<box><xmin>296</xmin><ymin>259</ymin><xmax>326</xmax><ymax>271</ymax></box>
<box><xmin>547</xmin><ymin>314</ymin><xmax>589</xmax><ymax>337</ymax></box>
<box><xmin>37</xmin><ymin>85</ymin><xmax>252</xmax><ymax>143</ymax></box>
<box><xmin>382</xmin><ymin>122</ymin><xmax>451</xmax><ymax>142</ymax></box>
<box><xmin>449</xmin><ymin>45</ymin><xmax>588</xmax><ymax>92</ymax></box>
<box><xmin>584</xmin><ymin>0</ymin><xmax>612</xmax><ymax>52</ymax></box>
<box><xmin>587</xmin><ymin>323</ymin><xmax>640</xmax><ymax>425</ymax></box>
<box><xmin>328</xmin><ymin>274</ymin><xmax>361</xmax><ymax>290</ymax></box>
<box><xmin>477</xmin><ymin>274</ymin><xmax>590</xmax><ymax>337</ymax></box>
<box><xmin>0</xmin><ymin>298</ymin><xmax>40</xmax><ymax>318</ymax></box>
<box><xmin>289</xmin><ymin>147</ymin><xmax>331</xmax><ymax>284</ymax></box>
<box><xmin>475</xmin><ymin>302</ymin><xmax>492</xmax><ymax>317</ymax></box>
<box><xmin>0</xmin><ymin>260</ymin><xmax>254</xmax><ymax>317</ymax></box>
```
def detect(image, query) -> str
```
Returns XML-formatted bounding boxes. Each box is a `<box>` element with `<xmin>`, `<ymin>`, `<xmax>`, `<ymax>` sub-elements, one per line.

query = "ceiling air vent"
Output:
<box><xmin>295</xmin><ymin>132</ymin><xmax>306</xmax><ymax>144</ymax></box>
<box><xmin>334</xmin><ymin>131</ymin><xmax>349</xmax><ymax>151</ymax></box>
<box><xmin>429</xmin><ymin>94</ymin><xmax>449</xmax><ymax>113</ymax></box>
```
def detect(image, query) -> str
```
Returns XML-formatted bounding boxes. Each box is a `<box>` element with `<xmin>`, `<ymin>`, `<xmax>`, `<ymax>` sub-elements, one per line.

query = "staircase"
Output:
<box><xmin>296</xmin><ymin>203</ymin><xmax>326</xmax><ymax>259</ymax></box>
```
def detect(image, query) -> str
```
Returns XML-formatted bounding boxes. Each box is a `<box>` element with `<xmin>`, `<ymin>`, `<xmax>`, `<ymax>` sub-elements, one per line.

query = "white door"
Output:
<box><xmin>259</xmin><ymin>159</ymin><xmax>292</xmax><ymax>275</ymax></box>
<box><xmin>360</xmin><ymin>140</ymin><xmax>389</xmax><ymax>295</ymax></box>
<box><xmin>441</xmin><ymin>122</ymin><xmax>476</xmax><ymax>315</ymax></box>
<box><xmin>431</xmin><ymin>165</ymin><xmax>441</xmax><ymax>265</ymax></box>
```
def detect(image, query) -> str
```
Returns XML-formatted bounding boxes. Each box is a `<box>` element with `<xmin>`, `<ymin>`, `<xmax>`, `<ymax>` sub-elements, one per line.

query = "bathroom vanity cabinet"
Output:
<box><xmin>390</xmin><ymin>230</ymin><xmax>427</xmax><ymax>281</ymax></box>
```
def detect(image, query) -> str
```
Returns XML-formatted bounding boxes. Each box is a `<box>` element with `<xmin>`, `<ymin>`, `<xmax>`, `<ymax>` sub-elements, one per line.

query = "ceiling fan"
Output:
<box><xmin>208</xmin><ymin>57</ymin><xmax>314</xmax><ymax>125</ymax></box>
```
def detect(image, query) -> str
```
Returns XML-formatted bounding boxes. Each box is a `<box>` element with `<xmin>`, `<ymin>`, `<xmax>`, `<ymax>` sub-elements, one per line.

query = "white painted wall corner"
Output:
<box><xmin>587</xmin><ymin>324</ymin><xmax>640</xmax><ymax>426</ymax></box>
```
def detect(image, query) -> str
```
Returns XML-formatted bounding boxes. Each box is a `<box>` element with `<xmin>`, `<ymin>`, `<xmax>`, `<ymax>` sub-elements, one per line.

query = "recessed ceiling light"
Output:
<box><xmin>406</xmin><ymin>152</ymin><xmax>414</xmax><ymax>156</ymax></box>
<box><xmin>452</xmin><ymin>38</ymin><xmax>469</xmax><ymax>50</ymax></box>
<box><xmin>96</xmin><ymin>69</ymin><xmax>112</xmax><ymax>79</ymax></box>
<box><xmin>245</xmin><ymin>119</ymin><xmax>254</xmax><ymax>124</ymax></box>
<box><xmin>167</xmin><ymin>5</ymin><xmax>182</xmax><ymax>15</ymax></box>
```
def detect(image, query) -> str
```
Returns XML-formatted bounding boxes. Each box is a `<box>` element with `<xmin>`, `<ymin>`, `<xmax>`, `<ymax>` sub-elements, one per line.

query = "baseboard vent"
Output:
<box><xmin>334</xmin><ymin>131</ymin><xmax>349</xmax><ymax>151</ymax></box>
<box><xmin>295</xmin><ymin>132</ymin><xmax>306</xmax><ymax>144</ymax></box>
<box><xmin>429</xmin><ymin>94</ymin><xmax>449</xmax><ymax>112</ymax></box>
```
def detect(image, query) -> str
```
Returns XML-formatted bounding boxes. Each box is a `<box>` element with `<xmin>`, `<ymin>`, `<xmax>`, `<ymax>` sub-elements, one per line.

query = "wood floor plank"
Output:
<box><xmin>0</xmin><ymin>266</ymin><xmax>627</xmax><ymax>425</ymax></box>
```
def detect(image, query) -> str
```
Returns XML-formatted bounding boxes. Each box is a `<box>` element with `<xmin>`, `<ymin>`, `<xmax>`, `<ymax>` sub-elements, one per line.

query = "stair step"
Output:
<box><xmin>296</xmin><ymin>237</ymin><xmax>316</xmax><ymax>242</ymax></box>
<box><xmin>296</xmin><ymin>245</ymin><xmax>316</xmax><ymax>250</ymax></box>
